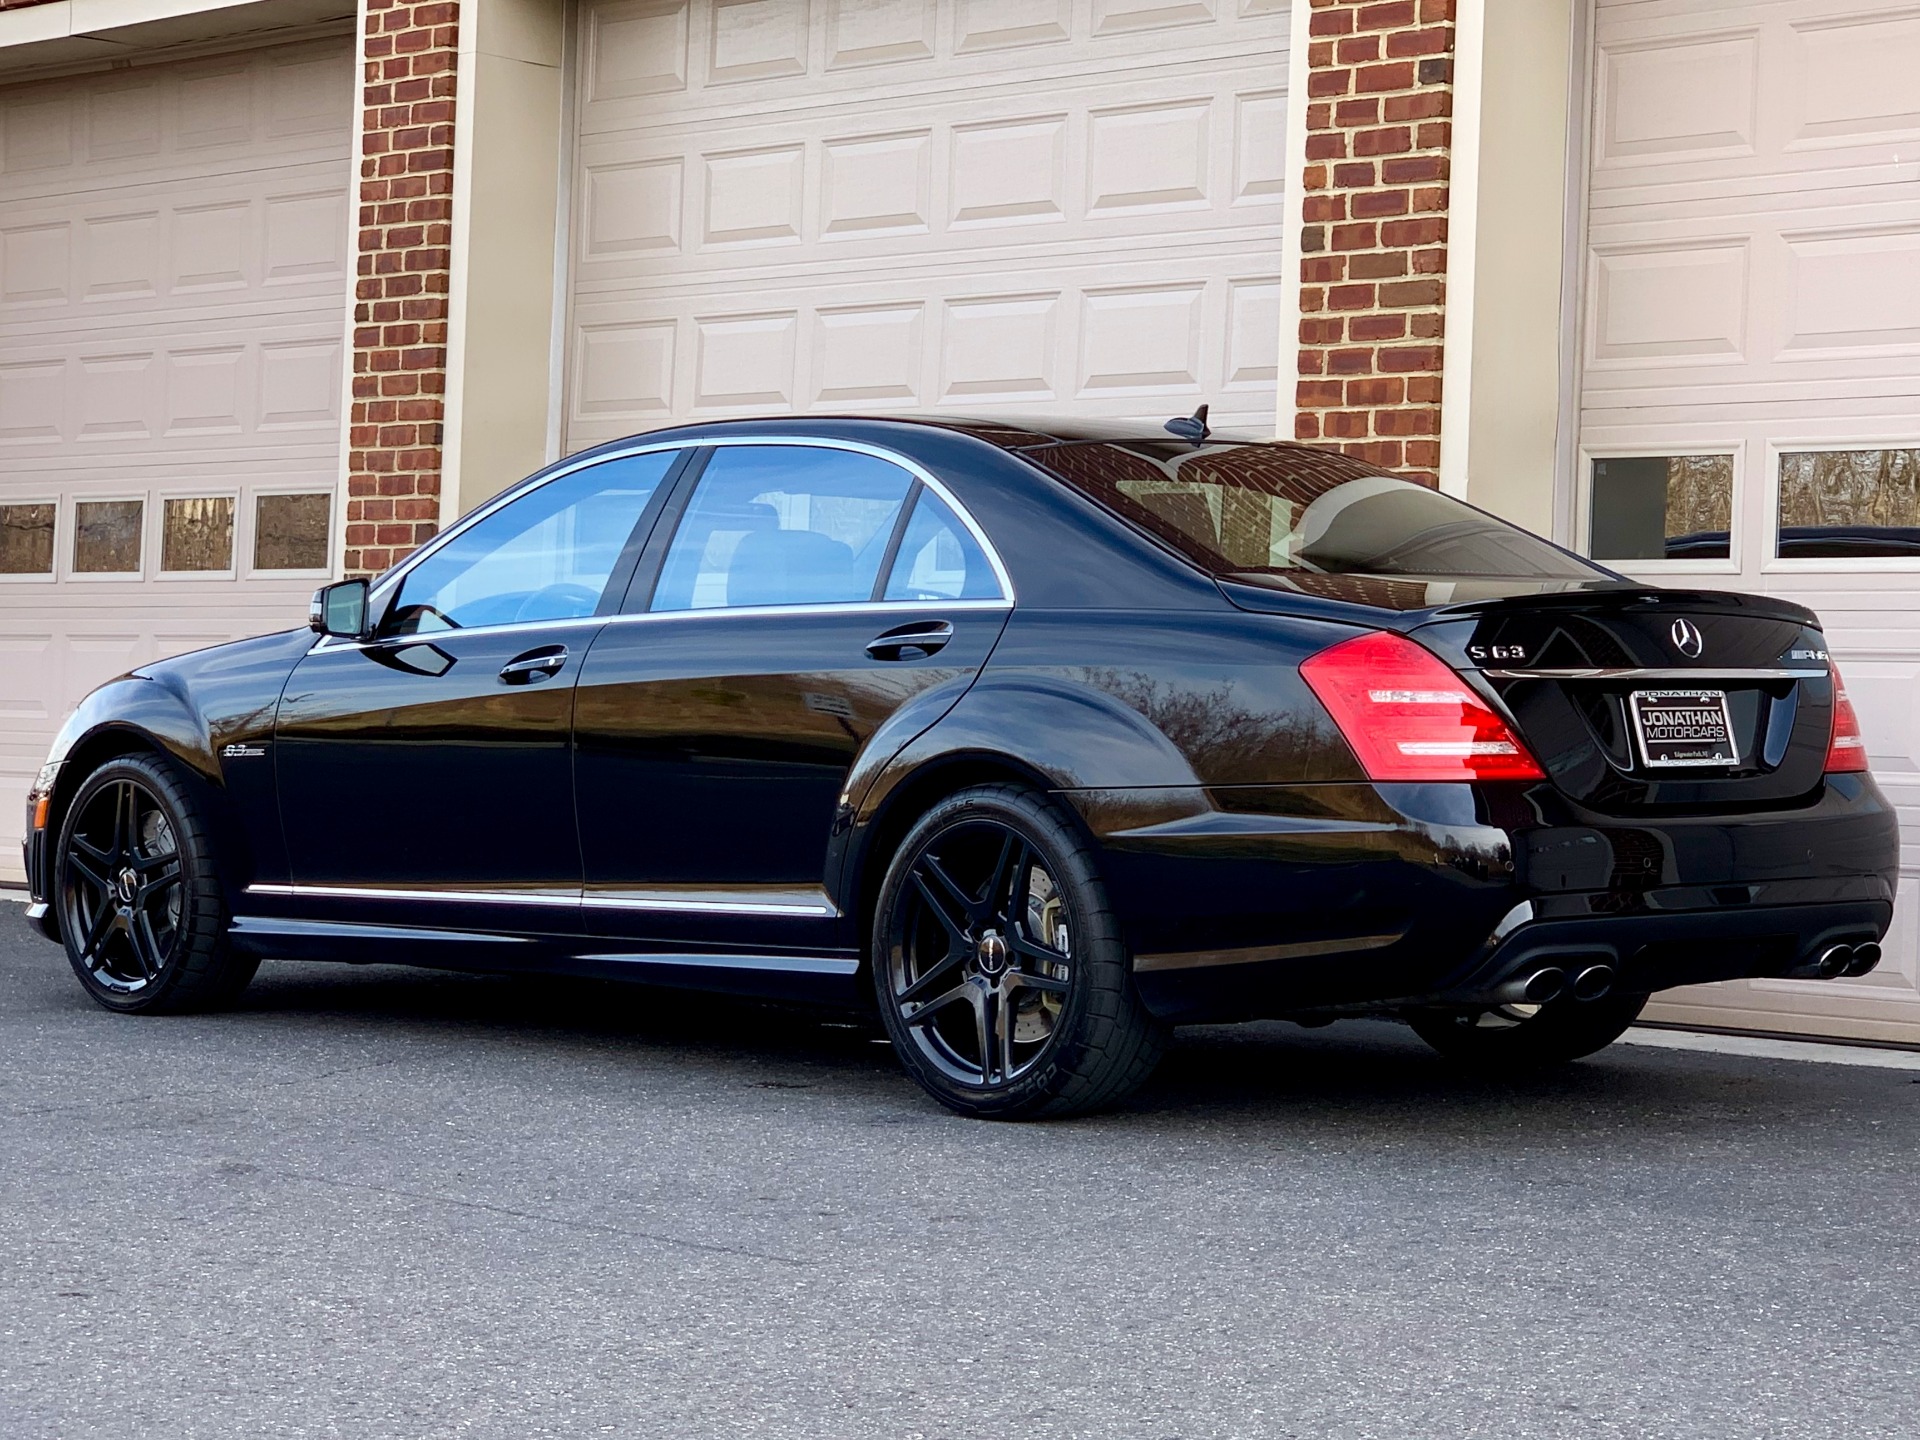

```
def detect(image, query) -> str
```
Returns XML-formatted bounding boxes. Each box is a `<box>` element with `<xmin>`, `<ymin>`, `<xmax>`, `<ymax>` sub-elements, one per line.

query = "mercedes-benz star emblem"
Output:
<box><xmin>1670</xmin><ymin>618</ymin><xmax>1704</xmax><ymax>659</ymax></box>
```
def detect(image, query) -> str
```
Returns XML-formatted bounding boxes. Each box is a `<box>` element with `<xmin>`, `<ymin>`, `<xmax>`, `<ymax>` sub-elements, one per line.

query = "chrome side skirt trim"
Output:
<box><xmin>580</xmin><ymin>952</ymin><xmax>859</xmax><ymax>976</ymax></box>
<box><xmin>230</xmin><ymin>915</ymin><xmax>530</xmax><ymax>944</ymax></box>
<box><xmin>1134</xmin><ymin>931</ymin><xmax>1404</xmax><ymax>973</ymax></box>
<box><xmin>246</xmin><ymin>883</ymin><xmax>838</xmax><ymax>918</ymax></box>
<box><xmin>1479</xmin><ymin>667</ymin><xmax>1825</xmax><ymax>681</ymax></box>
<box><xmin>583</xmin><ymin>891</ymin><xmax>837</xmax><ymax>917</ymax></box>
<box><xmin>247</xmin><ymin>883</ymin><xmax>578</xmax><ymax>908</ymax></box>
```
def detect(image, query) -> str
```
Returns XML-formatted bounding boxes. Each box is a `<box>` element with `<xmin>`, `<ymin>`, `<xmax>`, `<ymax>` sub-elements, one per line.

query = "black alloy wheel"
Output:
<box><xmin>1405</xmin><ymin>990</ymin><xmax>1648</xmax><ymax>1070</ymax></box>
<box><xmin>873</xmin><ymin>784</ymin><xmax>1165</xmax><ymax>1119</ymax></box>
<box><xmin>56</xmin><ymin>753</ymin><xmax>256</xmax><ymax>1014</ymax></box>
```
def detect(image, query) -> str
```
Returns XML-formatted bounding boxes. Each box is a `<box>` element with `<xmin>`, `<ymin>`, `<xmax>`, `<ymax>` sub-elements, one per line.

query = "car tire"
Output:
<box><xmin>1405</xmin><ymin>991</ymin><xmax>1648</xmax><ymax>1071</ymax></box>
<box><xmin>54</xmin><ymin>752</ymin><xmax>258</xmax><ymax>1015</ymax></box>
<box><xmin>872</xmin><ymin>783</ymin><xmax>1165</xmax><ymax>1119</ymax></box>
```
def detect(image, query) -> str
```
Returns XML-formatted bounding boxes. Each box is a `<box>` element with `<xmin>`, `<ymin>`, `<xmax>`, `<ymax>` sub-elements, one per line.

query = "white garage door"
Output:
<box><xmin>0</xmin><ymin>36</ymin><xmax>353</xmax><ymax>881</ymax></box>
<box><xmin>563</xmin><ymin>0</ymin><xmax>1290</xmax><ymax>455</ymax></box>
<box><xmin>1578</xmin><ymin>0</ymin><xmax>1920</xmax><ymax>1042</ymax></box>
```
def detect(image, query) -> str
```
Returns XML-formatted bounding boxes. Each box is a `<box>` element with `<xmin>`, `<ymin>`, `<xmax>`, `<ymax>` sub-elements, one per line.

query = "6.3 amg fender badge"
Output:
<box><xmin>1669</xmin><ymin>618</ymin><xmax>1704</xmax><ymax>659</ymax></box>
<box><xmin>221</xmin><ymin>743</ymin><xmax>266</xmax><ymax>759</ymax></box>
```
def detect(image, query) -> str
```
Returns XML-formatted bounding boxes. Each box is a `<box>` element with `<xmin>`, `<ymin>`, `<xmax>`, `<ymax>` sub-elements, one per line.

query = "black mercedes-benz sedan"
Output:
<box><xmin>19</xmin><ymin>416</ymin><xmax>1899</xmax><ymax>1117</ymax></box>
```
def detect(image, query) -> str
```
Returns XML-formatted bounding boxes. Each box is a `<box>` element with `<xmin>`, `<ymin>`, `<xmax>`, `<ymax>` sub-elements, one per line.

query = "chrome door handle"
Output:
<box><xmin>499</xmin><ymin>646</ymin><xmax>568</xmax><ymax>683</ymax></box>
<box><xmin>866</xmin><ymin>620</ymin><xmax>953</xmax><ymax>661</ymax></box>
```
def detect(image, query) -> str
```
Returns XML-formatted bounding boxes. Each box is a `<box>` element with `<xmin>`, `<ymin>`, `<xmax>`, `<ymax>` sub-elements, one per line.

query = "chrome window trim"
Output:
<box><xmin>606</xmin><ymin>598</ymin><xmax>1009</xmax><ymax>629</ymax></box>
<box><xmin>246</xmin><ymin>882</ymin><xmax>838</xmax><ymax>917</ymax></box>
<box><xmin>1479</xmin><ymin>666</ymin><xmax>1827</xmax><ymax>681</ymax></box>
<box><xmin>313</xmin><ymin>597</ymin><xmax>1013</xmax><ymax>653</ymax></box>
<box><xmin>312</xmin><ymin>611</ymin><xmax>612</xmax><ymax>654</ymax></box>
<box><xmin>330</xmin><ymin>434</ymin><xmax>1014</xmax><ymax>653</ymax></box>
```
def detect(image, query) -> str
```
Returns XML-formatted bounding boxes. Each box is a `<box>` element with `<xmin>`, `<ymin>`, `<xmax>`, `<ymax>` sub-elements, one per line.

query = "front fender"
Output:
<box><xmin>35</xmin><ymin>630</ymin><xmax>311</xmax><ymax>909</ymax></box>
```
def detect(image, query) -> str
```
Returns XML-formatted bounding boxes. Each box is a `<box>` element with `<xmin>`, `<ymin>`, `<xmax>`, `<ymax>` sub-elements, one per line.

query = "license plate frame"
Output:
<box><xmin>1628</xmin><ymin>688</ymin><xmax>1739</xmax><ymax>770</ymax></box>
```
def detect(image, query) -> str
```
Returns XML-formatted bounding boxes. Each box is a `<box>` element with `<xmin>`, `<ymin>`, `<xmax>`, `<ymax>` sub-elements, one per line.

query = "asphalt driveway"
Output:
<box><xmin>2</xmin><ymin>908</ymin><xmax>1916</xmax><ymax>1439</ymax></box>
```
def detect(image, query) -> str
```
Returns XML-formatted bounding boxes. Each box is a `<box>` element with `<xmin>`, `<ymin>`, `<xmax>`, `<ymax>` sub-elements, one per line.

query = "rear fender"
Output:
<box><xmin>825</xmin><ymin>675</ymin><xmax>1203</xmax><ymax>925</ymax></box>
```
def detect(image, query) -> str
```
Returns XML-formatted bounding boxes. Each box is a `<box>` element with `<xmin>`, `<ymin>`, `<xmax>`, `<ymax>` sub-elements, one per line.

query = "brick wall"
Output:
<box><xmin>344</xmin><ymin>0</ymin><xmax>460</xmax><ymax>578</ymax></box>
<box><xmin>1294</xmin><ymin>0</ymin><xmax>1455</xmax><ymax>485</ymax></box>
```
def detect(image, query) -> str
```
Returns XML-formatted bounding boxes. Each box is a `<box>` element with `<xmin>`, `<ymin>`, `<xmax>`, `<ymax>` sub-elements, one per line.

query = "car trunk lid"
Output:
<box><xmin>1222</xmin><ymin>575</ymin><xmax>1839</xmax><ymax>812</ymax></box>
<box><xmin>1409</xmin><ymin>588</ymin><xmax>1835</xmax><ymax>812</ymax></box>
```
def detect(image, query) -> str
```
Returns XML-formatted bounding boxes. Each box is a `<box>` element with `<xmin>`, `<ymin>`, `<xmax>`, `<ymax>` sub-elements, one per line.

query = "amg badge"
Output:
<box><xmin>221</xmin><ymin>743</ymin><xmax>266</xmax><ymax>759</ymax></box>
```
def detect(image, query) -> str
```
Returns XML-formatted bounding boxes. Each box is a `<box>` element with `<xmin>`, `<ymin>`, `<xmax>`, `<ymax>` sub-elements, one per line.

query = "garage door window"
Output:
<box><xmin>161</xmin><ymin>497</ymin><xmax>235</xmax><ymax>574</ymax></box>
<box><xmin>72</xmin><ymin>500</ymin><xmax>143</xmax><ymax>574</ymax></box>
<box><xmin>0</xmin><ymin>504</ymin><xmax>54</xmax><ymax>575</ymax></box>
<box><xmin>1588</xmin><ymin>455</ymin><xmax>1733</xmax><ymax>561</ymax></box>
<box><xmin>253</xmin><ymin>493</ymin><xmax>332</xmax><ymax>573</ymax></box>
<box><xmin>1777</xmin><ymin>449</ymin><xmax>1920</xmax><ymax>559</ymax></box>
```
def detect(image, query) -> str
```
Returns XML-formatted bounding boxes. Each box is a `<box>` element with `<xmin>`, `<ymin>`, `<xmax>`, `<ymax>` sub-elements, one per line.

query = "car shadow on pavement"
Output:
<box><xmin>183</xmin><ymin>958</ymin><xmax>1920</xmax><ymax>1143</ymax></box>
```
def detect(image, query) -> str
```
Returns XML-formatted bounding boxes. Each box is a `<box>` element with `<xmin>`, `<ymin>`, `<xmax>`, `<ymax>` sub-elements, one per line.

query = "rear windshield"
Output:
<box><xmin>1032</xmin><ymin>440</ymin><xmax>1603</xmax><ymax>581</ymax></box>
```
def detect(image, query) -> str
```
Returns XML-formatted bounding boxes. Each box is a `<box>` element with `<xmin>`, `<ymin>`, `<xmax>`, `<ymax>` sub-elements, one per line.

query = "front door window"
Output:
<box><xmin>386</xmin><ymin>450</ymin><xmax>677</xmax><ymax>635</ymax></box>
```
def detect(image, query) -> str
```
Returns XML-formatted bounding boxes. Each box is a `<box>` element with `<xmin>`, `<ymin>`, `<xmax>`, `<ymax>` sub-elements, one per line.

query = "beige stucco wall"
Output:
<box><xmin>1441</xmin><ymin>0</ymin><xmax>1580</xmax><ymax>536</ymax></box>
<box><xmin>440</xmin><ymin>0</ymin><xmax>566</xmax><ymax>523</ymax></box>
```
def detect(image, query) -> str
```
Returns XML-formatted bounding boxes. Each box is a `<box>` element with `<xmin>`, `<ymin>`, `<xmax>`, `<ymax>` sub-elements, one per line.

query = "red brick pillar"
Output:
<box><xmin>1294</xmin><ymin>0</ymin><xmax>1454</xmax><ymax>485</ymax></box>
<box><xmin>344</xmin><ymin>0</ymin><xmax>459</xmax><ymax>578</ymax></box>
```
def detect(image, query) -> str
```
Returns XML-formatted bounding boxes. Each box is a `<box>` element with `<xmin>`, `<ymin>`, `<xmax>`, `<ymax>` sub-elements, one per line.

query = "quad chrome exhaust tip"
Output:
<box><xmin>1571</xmin><ymin>963</ymin><xmax>1616</xmax><ymax>1002</ymax></box>
<box><xmin>1489</xmin><ymin>966</ymin><xmax>1566</xmax><ymax>1006</ymax></box>
<box><xmin>1484</xmin><ymin>960</ymin><xmax>1619</xmax><ymax>1008</ymax></box>
<box><xmin>1813</xmin><ymin>944</ymin><xmax>1854</xmax><ymax>980</ymax></box>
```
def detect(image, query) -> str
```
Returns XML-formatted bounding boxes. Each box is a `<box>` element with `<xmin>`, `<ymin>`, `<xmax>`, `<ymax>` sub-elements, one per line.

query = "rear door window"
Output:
<box><xmin>650</xmin><ymin>445</ymin><xmax>915</xmax><ymax>611</ymax></box>
<box><xmin>882</xmin><ymin>489</ymin><xmax>1002</xmax><ymax>602</ymax></box>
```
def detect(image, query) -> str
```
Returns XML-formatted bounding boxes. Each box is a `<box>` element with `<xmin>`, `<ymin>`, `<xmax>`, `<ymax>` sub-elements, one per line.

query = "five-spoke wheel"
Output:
<box><xmin>889</xmin><ymin>819</ymin><xmax>1074</xmax><ymax>1088</ymax></box>
<box><xmin>59</xmin><ymin>775</ymin><xmax>184</xmax><ymax>994</ymax></box>
<box><xmin>873</xmin><ymin>784</ymin><xmax>1165</xmax><ymax>1118</ymax></box>
<box><xmin>55</xmin><ymin>753</ymin><xmax>256</xmax><ymax>1014</ymax></box>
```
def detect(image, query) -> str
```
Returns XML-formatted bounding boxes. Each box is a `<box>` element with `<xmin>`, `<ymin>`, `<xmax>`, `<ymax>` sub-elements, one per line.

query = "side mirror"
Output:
<box><xmin>309</xmin><ymin>578</ymin><xmax>371</xmax><ymax>639</ymax></box>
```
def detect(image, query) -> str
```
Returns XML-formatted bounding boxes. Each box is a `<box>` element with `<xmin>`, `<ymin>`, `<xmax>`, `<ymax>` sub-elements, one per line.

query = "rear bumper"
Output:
<box><xmin>1425</xmin><ymin>895</ymin><xmax>1890</xmax><ymax>1007</ymax></box>
<box><xmin>1064</xmin><ymin>774</ymin><xmax>1899</xmax><ymax>1023</ymax></box>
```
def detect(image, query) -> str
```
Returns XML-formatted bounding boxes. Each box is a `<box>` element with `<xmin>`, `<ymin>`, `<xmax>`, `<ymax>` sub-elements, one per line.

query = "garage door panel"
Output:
<box><xmin>572</xmin><ymin>74</ymin><xmax>1284</xmax><ymax>276</ymax></box>
<box><xmin>1586</xmin><ymin>0</ymin><xmax>1920</xmax><ymax>1042</ymax></box>
<box><xmin>566</xmin><ymin>260</ymin><xmax>1280</xmax><ymax>446</ymax></box>
<box><xmin>1591</xmin><ymin>0</ymin><xmax>1920</xmax><ymax>191</ymax></box>
<box><xmin>565</xmin><ymin>0</ymin><xmax>1288</xmax><ymax>449</ymax></box>
<box><xmin>0</xmin><ymin>34</ymin><xmax>351</xmax><ymax>881</ymax></box>
<box><xmin>579</xmin><ymin>0</ymin><xmax>1279</xmax><ymax>125</ymax></box>
<box><xmin>0</xmin><ymin>334</ymin><xmax>344</xmax><ymax>453</ymax></box>
<box><xmin>0</xmin><ymin>48</ymin><xmax>350</xmax><ymax>194</ymax></box>
<box><xmin>0</xmin><ymin>172</ymin><xmax>350</xmax><ymax>324</ymax></box>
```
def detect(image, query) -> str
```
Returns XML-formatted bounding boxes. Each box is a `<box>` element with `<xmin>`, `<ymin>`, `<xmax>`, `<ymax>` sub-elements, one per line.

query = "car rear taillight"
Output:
<box><xmin>1826</xmin><ymin>662</ymin><xmax>1868</xmax><ymax>774</ymax></box>
<box><xmin>1301</xmin><ymin>630</ymin><xmax>1545</xmax><ymax>783</ymax></box>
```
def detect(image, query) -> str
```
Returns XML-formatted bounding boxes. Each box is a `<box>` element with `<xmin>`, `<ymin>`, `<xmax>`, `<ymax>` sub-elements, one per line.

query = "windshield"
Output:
<box><xmin>1031</xmin><ymin>440</ymin><xmax>1603</xmax><ymax>581</ymax></box>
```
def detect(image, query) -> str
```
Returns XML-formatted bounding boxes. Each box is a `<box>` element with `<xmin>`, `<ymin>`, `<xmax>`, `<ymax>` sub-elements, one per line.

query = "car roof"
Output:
<box><xmin>569</xmin><ymin>412</ymin><xmax>1384</xmax><ymax>474</ymax></box>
